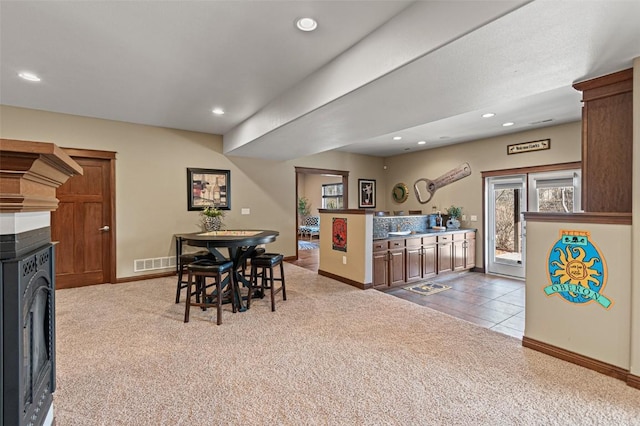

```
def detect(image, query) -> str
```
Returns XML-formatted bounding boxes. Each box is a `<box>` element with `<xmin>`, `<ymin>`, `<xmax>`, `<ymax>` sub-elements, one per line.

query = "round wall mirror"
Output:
<box><xmin>392</xmin><ymin>182</ymin><xmax>409</xmax><ymax>203</ymax></box>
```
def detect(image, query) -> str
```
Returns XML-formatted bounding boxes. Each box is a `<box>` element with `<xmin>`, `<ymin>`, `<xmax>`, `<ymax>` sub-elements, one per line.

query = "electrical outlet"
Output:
<box><xmin>342</xmin><ymin>256</ymin><xmax>347</xmax><ymax>265</ymax></box>
<box><xmin>470</xmin><ymin>215</ymin><xmax>478</xmax><ymax>221</ymax></box>
<box><xmin>461</xmin><ymin>214</ymin><xmax>467</xmax><ymax>221</ymax></box>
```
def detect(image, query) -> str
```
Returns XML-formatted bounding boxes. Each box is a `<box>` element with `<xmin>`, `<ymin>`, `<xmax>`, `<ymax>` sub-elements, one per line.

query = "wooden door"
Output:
<box><xmin>52</xmin><ymin>151</ymin><xmax>115</xmax><ymax>288</ymax></box>
<box><xmin>422</xmin><ymin>244</ymin><xmax>437</xmax><ymax>278</ymax></box>
<box><xmin>388</xmin><ymin>249</ymin><xmax>405</xmax><ymax>286</ymax></box>
<box><xmin>465</xmin><ymin>233</ymin><xmax>476</xmax><ymax>269</ymax></box>
<box><xmin>405</xmin><ymin>238</ymin><xmax>422</xmax><ymax>282</ymax></box>
<box><xmin>437</xmin><ymin>235</ymin><xmax>453</xmax><ymax>274</ymax></box>
<box><xmin>372</xmin><ymin>250</ymin><xmax>389</xmax><ymax>288</ymax></box>
<box><xmin>453</xmin><ymin>239</ymin><xmax>466</xmax><ymax>272</ymax></box>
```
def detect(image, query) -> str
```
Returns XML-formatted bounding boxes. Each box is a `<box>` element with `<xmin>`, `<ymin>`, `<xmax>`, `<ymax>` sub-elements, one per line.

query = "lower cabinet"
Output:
<box><xmin>453</xmin><ymin>232</ymin><xmax>476</xmax><ymax>271</ymax></box>
<box><xmin>406</xmin><ymin>236</ymin><xmax>437</xmax><ymax>282</ymax></box>
<box><xmin>372</xmin><ymin>230</ymin><xmax>476</xmax><ymax>289</ymax></box>
<box><xmin>373</xmin><ymin>240</ymin><xmax>405</xmax><ymax>288</ymax></box>
<box><xmin>437</xmin><ymin>234</ymin><xmax>453</xmax><ymax>273</ymax></box>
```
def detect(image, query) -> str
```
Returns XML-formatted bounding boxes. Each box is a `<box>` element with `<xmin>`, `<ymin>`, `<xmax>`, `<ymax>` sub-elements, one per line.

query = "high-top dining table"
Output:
<box><xmin>175</xmin><ymin>230</ymin><xmax>279</xmax><ymax>311</ymax></box>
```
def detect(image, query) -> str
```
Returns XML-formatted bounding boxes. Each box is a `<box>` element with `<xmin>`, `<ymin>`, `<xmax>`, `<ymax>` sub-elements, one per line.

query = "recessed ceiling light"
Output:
<box><xmin>417</xmin><ymin>141</ymin><xmax>426</xmax><ymax>145</ymax></box>
<box><xmin>502</xmin><ymin>122</ymin><xmax>515</xmax><ymax>127</ymax></box>
<box><xmin>18</xmin><ymin>72</ymin><xmax>41</xmax><ymax>82</ymax></box>
<box><xmin>296</xmin><ymin>17</ymin><xmax>317</xmax><ymax>32</ymax></box>
<box><xmin>212</xmin><ymin>108</ymin><xmax>225</xmax><ymax>115</ymax></box>
<box><xmin>482</xmin><ymin>112</ymin><xmax>495</xmax><ymax>118</ymax></box>
<box><xmin>393</xmin><ymin>136</ymin><xmax>402</xmax><ymax>140</ymax></box>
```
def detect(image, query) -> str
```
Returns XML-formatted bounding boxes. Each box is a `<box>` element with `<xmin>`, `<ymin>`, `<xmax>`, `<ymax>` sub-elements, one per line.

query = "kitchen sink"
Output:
<box><xmin>388</xmin><ymin>231</ymin><xmax>411</xmax><ymax>236</ymax></box>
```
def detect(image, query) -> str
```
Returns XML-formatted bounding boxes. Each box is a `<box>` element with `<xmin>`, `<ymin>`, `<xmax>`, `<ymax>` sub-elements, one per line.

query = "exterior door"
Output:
<box><xmin>52</xmin><ymin>151</ymin><xmax>114</xmax><ymax>288</ymax></box>
<box><xmin>486</xmin><ymin>175</ymin><xmax>526</xmax><ymax>278</ymax></box>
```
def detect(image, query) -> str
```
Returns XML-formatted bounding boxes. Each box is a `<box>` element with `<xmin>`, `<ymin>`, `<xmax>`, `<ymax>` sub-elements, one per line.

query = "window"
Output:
<box><xmin>528</xmin><ymin>170</ymin><xmax>581</xmax><ymax>213</ymax></box>
<box><xmin>322</xmin><ymin>183</ymin><xmax>343</xmax><ymax>209</ymax></box>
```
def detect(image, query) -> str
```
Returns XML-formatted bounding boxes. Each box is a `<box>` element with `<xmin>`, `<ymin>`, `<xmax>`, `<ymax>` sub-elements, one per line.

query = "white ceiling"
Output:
<box><xmin>1</xmin><ymin>1</ymin><xmax>639</xmax><ymax>160</ymax></box>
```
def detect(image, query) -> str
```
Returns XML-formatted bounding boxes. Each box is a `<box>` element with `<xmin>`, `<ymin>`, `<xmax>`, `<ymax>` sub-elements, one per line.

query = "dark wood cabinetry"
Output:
<box><xmin>573</xmin><ymin>69</ymin><xmax>633</xmax><ymax>213</ymax></box>
<box><xmin>406</xmin><ymin>236</ymin><xmax>437</xmax><ymax>282</ymax></box>
<box><xmin>373</xmin><ymin>230</ymin><xmax>475</xmax><ymax>289</ymax></box>
<box><xmin>453</xmin><ymin>232</ymin><xmax>475</xmax><ymax>271</ymax></box>
<box><xmin>437</xmin><ymin>234</ymin><xmax>453</xmax><ymax>274</ymax></box>
<box><xmin>373</xmin><ymin>240</ymin><xmax>405</xmax><ymax>288</ymax></box>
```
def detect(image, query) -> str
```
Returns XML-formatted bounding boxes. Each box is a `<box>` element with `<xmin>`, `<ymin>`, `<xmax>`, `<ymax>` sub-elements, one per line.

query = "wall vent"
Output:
<box><xmin>134</xmin><ymin>256</ymin><xmax>176</xmax><ymax>272</ymax></box>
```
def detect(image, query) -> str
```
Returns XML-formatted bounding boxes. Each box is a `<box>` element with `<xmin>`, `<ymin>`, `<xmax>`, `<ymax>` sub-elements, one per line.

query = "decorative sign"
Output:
<box><xmin>332</xmin><ymin>217</ymin><xmax>347</xmax><ymax>252</ymax></box>
<box><xmin>414</xmin><ymin>162</ymin><xmax>471</xmax><ymax>204</ymax></box>
<box><xmin>507</xmin><ymin>139</ymin><xmax>550</xmax><ymax>155</ymax></box>
<box><xmin>544</xmin><ymin>230</ymin><xmax>612</xmax><ymax>309</ymax></box>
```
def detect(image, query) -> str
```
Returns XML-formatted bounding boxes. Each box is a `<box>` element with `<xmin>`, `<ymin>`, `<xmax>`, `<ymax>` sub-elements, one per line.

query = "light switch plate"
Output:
<box><xmin>241</xmin><ymin>208</ymin><xmax>250</xmax><ymax>215</ymax></box>
<box><xmin>470</xmin><ymin>215</ymin><xmax>478</xmax><ymax>221</ymax></box>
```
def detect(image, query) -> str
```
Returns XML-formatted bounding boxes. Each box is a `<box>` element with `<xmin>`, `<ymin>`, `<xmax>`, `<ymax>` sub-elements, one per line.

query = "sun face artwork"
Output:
<box><xmin>544</xmin><ymin>230</ymin><xmax>612</xmax><ymax>309</ymax></box>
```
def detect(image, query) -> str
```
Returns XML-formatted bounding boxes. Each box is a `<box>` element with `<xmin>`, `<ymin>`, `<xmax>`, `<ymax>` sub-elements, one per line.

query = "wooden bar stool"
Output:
<box><xmin>247</xmin><ymin>253</ymin><xmax>286</xmax><ymax>312</ymax></box>
<box><xmin>175</xmin><ymin>250</ymin><xmax>214</xmax><ymax>303</ymax></box>
<box><xmin>240</xmin><ymin>246</ymin><xmax>266</xmax><ymax>278</ymax></box>
<box><xmin>184</xmin><ymin>259</ymin><xmax>235</xmax><ymax>325</ymax></box>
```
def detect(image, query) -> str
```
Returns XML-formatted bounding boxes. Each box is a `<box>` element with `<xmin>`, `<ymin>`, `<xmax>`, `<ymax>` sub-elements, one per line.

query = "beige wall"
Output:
<box><xmin>318</xmin><ymin>211</ymin><xmax>372</xmax><ymax>284</ymax></box>
<box><xmin>525</xmin><ymin>220</ymin><xmax>632</xmax><ymax>368</ymax></box>
<box><xmin>631</xmin><ymin>58</ymin><xmax>640</xmax><ymax>377</ymax></box>
<box><xmin>0</xmin><ymin>105</ymin><xmax>385</xmax><ymax>279</ymax></box>
<box><xmin>383</xmin><ymin>121</ymin><xmax>582</xmax><ymax>267</ymax></box>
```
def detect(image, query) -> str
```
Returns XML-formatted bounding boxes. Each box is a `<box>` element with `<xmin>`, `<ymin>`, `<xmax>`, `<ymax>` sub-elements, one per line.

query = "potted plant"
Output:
<box><xmin>201</xmin><ymin>205</ymin><xmax>225</xmax><ymax>231</ymax></box>
<box><xmin>298</xmin><ymin>196</ymin><xmax>311</xmax><ymax>219</ymax></box>
<box><xmin>446</xmin><ymin>205</ymin><xmax>462</xmax><ymax>229</ymax></box>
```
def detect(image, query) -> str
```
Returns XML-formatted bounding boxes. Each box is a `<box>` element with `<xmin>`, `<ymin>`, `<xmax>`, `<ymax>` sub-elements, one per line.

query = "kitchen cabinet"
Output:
<box><xmin>453</xmin><ymin>232</ymin><xmax>476</xmax><ymax>271</ymax></box>
<box><xmin>437</xmin><ymin>234</ymin><xmax>453</xmax><ymax>274</ymax></box>
<box><xmin>406</xmin><ymin>236</ymin><xmax>437</xmax><ymax>282</ymax></box>
<box><xmin>372</xmin><ymin>230</ymin><xmax>475</xmax><ymax>289</ymax></box>
<box><xmin>373</xmin><ymin>240</ymin><xmax>405</xmax><ymax>288</ymax></box>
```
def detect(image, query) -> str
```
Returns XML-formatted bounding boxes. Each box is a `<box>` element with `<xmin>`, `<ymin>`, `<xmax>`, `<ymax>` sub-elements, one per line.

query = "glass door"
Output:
<box><xmin>486</xmin><ymin>175</ymin><xmax>526</xmax><ymax>278</ymax></box>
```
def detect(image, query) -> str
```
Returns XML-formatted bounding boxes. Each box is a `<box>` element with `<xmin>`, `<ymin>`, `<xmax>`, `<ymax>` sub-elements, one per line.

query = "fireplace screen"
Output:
<box><xmin>2</xmin><ymin>243</ymin><xmax>56</xmax><ymax>426</ymax></box>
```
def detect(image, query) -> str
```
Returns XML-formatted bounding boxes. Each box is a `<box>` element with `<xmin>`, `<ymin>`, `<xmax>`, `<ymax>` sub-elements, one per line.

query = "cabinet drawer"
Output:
<box><xmin>406</xmin><ymin>238</ymin><xmax>422</xmax><ymax>248</ymax></box>
<box><xmin>465</xmin><ymin>232</ymin><xmax>476</xmax><ymax>240</ymax></box>
<box><xmin>373</xmin><ymin>241</ymin><xmax>387</xmax><ymax>252</ymax></box>
<box><xmin>437</xmin><ymin>234</ymin><xmax>452</xmax><ymax>243</ymax></box>
<box><xmin>453</xmin><ymin>233</ymin><xmax>466</xmax><ymax>241</ymax></box>
<box><xmin>389</xmin><ymin>240</ymin><xmax>404</xmax><ymax>249</ymax></box>
<box><xmin>422</xmin><ymin>236</ymin><xmax>437</xmax><ymax>245</ymax></box>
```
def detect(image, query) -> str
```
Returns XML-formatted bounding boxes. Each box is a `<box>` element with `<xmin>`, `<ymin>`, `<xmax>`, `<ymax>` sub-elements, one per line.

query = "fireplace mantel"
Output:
<box><xmin>0</xmin><ymin>138</ymin><xmax>83</xmax><ymax>212</ymax></box>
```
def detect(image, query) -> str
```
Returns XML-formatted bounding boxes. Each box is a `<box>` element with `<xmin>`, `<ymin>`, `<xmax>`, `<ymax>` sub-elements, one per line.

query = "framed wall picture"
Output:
<box><xmin>187</xmin><ymin>168</ymin><xmax>231</xmax><ymax>211</ymax></box>
<box><xmin>332</xmin><ymin>217</ymin><xmax>347</xmax><ymax>252</ymax></box>
<box><xmin>358</xmin><ymin>179</ymin><xmax>376</xmax><ymax>208</ymax></box>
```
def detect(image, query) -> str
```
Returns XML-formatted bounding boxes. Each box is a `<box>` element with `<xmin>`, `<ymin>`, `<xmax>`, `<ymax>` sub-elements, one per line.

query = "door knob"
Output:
<box><xmin>99</xmin><ymin>226</ymin><xmax>110</xmax><ymax>231</ymax></box>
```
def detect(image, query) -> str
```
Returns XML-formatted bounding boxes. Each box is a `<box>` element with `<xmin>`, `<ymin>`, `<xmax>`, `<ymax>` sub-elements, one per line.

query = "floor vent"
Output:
<box><xmin>134</xmin><ymin>256</ymin><xmax>176</xmax><ymax>272</ymax></box>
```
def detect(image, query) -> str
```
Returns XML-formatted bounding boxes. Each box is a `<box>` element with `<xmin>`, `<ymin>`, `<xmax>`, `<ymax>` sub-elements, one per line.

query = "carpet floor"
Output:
<box><xmin>53</xmin><ymin>263</ymin><xmax>640</xmax><ymax>425</ymax></box>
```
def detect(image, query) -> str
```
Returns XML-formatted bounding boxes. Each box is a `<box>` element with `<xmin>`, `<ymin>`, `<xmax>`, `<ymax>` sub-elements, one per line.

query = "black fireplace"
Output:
<box><xmin>1</xmin><ymin>232</ymin><xmax>56</xmax><ymax>426</ymax></box>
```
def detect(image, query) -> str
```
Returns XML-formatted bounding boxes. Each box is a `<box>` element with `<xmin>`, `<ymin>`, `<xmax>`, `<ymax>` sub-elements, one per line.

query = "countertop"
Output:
<box><xmin>374</xmin><ymin>228</ymin><xmax>476</xmax><ymax>241</ymax></box>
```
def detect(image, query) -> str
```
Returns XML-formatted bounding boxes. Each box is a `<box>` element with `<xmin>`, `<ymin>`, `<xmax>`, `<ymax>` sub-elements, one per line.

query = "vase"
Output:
<box><xmin>446</xmin><ymin>218</ymin><xmax>460</xmax><ymax>229</ymax></box>
<box><xmin>202</xmin><ymin>216</ymin><xmax>222</xmax><ymax>232</ymax></box>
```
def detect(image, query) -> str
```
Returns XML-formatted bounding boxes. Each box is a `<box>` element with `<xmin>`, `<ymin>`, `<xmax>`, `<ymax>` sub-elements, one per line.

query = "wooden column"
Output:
<box><xmin>573</xmin><ymin>69</ymin><xmax>633</xmax><ymax>213</ymax></box>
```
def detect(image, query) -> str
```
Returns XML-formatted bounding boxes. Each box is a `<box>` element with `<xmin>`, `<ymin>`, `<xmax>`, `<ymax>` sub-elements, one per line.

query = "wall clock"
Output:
<box><xmin>392</xmin><ymin>182</ymin><xmax>409</xmax><ymax>203</ymax></box>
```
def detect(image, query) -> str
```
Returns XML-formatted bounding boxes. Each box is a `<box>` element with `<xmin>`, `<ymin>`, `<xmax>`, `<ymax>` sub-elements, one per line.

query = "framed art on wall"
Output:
<box><xmin>358</xmin><ymin>179</ymin><xmax>376</xmax><ymax>208</ymax></box>
<box><xmin>187</xmin><ymin>168</ymin><xmax>231</xmax><ymax>211</ymax></box>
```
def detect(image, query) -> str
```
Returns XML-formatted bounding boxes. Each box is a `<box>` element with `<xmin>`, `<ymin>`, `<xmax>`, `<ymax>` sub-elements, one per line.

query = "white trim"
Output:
<box><xmin>0</xmin><ymin>211</ymin><xmax>50</xmax><ymax>234</ymax></box>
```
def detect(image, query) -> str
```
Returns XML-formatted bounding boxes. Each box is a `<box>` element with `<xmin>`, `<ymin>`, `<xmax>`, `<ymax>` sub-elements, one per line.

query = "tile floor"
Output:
<box><xmin>385</xmin><ymin>272</ymin><xmax>525</xmax><ymax>339</ymax></box>
<box><xmin>288</xmin><ymin>243</ymin><xmax>525</xmax><ymax>339</ymax></box>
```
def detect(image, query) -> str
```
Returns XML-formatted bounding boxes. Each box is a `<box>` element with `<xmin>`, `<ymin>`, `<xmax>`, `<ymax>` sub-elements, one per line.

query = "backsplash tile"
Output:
<box><xmin>373</xmin><ymin>216</ymin><xmax>428</xmax><ymax>239</ymax></box>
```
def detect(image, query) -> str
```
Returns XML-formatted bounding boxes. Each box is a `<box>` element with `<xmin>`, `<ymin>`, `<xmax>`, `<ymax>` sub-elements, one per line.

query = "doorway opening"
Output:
<box><xmin>486</xmin><ymin>175</ymin><xmax>526</xmax><ymax>278</ymax></box>
<box><xmin>482</xmin><ymin>161</ymin><xmax>581</xmax><ymax>279</ymax></box>
<box><xmin>293</xmin><ymin>167</ymin><xmax>349</xmax><ymax>271</ymax></box>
